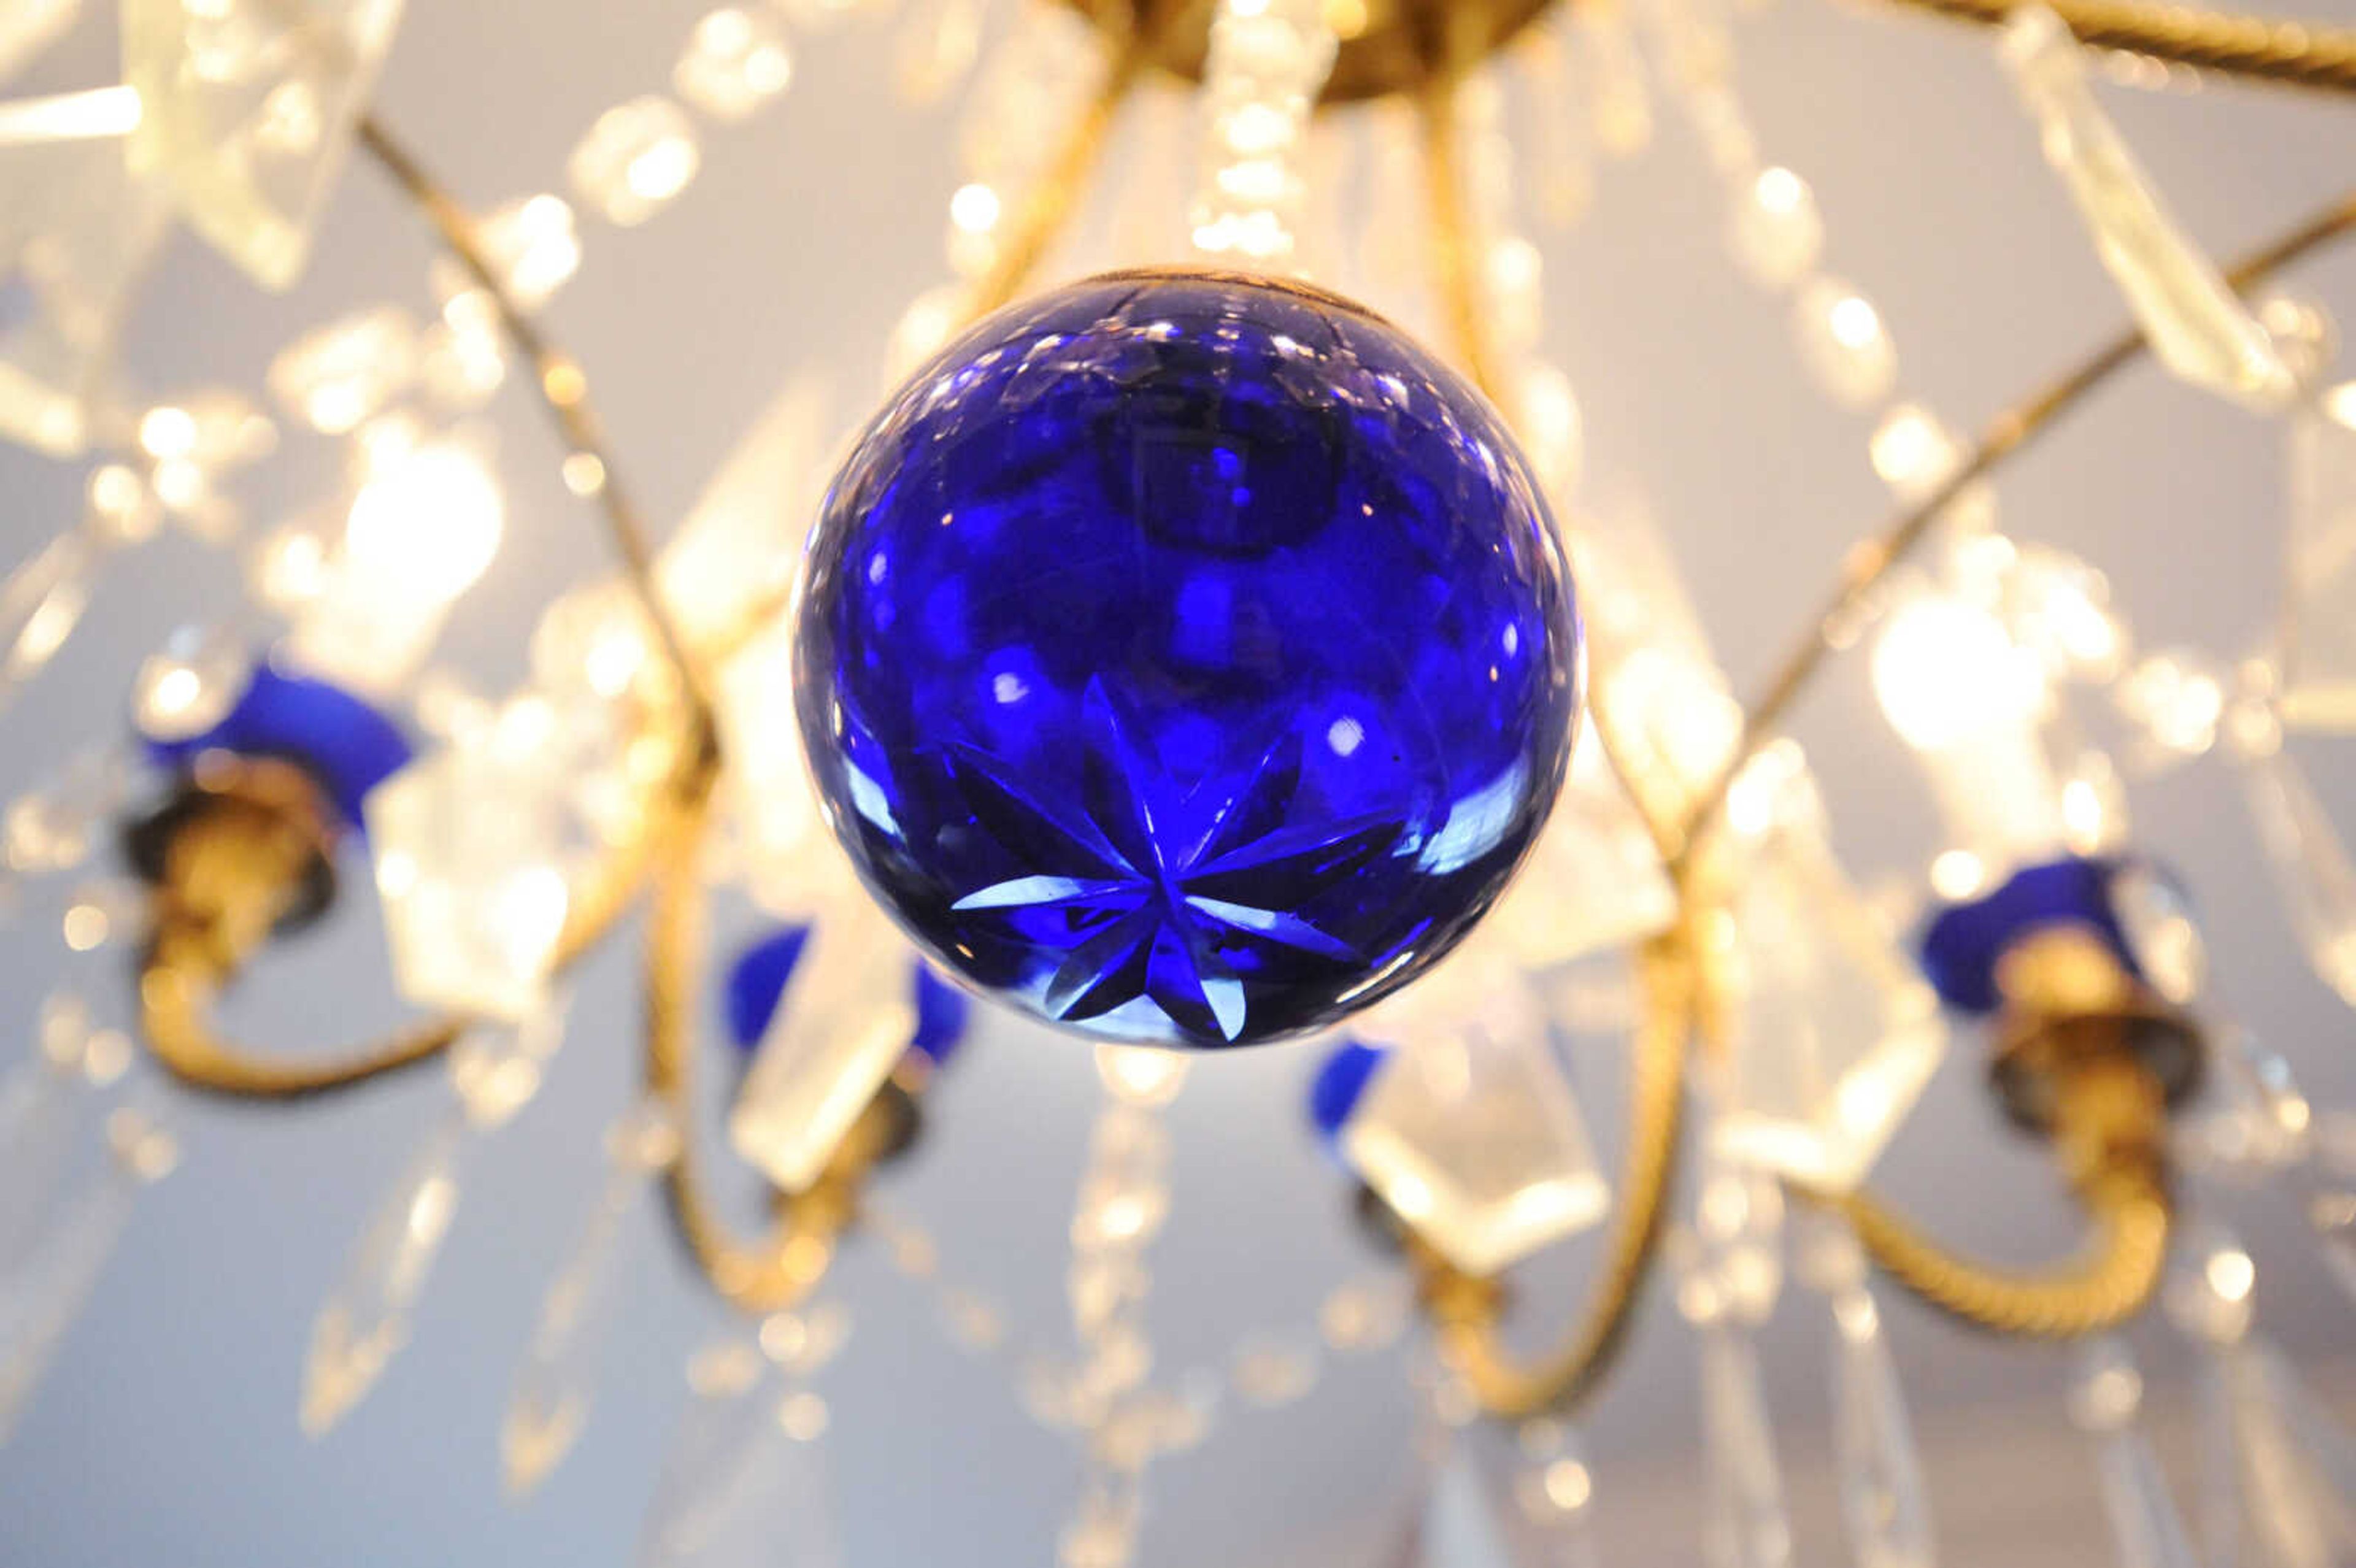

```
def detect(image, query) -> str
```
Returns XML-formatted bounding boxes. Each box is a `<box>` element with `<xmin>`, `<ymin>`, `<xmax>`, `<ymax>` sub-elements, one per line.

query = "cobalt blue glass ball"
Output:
<box><xmin>795</xmin><ymin>270</ymin><xmax>1581</xmax><ymax>1048</ymax></box>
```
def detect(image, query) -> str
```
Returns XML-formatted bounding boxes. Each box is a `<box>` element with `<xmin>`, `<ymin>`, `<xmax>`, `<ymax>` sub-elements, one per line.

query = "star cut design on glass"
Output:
<box><xmin>945</xmin><ymin>682</ymin><xmax>1397</xmax><ymax>1043</ymax></box>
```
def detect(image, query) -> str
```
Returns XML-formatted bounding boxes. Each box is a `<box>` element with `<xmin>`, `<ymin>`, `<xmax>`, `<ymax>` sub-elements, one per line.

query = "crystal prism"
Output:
<box><xmin>0</xmin><ymin>1104</ymin><xmax>175</xmax><ymax>1444</ymax></box>
<box><xmin>728</xmin><ymin>896</ymin><xmax>918</xmax><ymax>1193</ymax></box>
<box><xmin>368</xmin><ymin>721</ymin><xmax>577</xmax><ymax>1022</ymax></box>
<box><xmin>2282</xmin><ymin>388</ymin><xmax>2356</xmax><ymax>729</ymax></box>
<box><xmin>123</xmin><ymin>0</ymin><xmax>407</xmax><ymax>289</ymax></box>
<box><xmin>504</xmin><ymin>1099</ymin><xmax>674</xmax><ymax>1497</ymax></box>
<box><xmin>1344</xmin><ymin>951</ymin><xmax>1609</xmax><ymax>1277</ymax></box>
<box><xmin>656</xmin><ymin>375</ymin><xmax>830</xmax><ymax>636</ymax></box>
<box><xmin>1487</xmin><ymin>734</ymin><xmax>1677</xmax><ymax>969</ymax></box>
<box><xmin>1714</xmin><ymin>825</ymin><xmax>1946</xmax><ymax>1191</ymax></box>
<box><xmin>2000</xmin><ymin>4</ymin><xmax>2295</xmax><ymax>412</ymax></box>
<box><xmin>0</xmin><ymin>105</ymin><xmax>171</xmax><ymax>455</ymax></box>
<box><xmin>0</xmin><ymin>0</ymin><xmax>77</xmax><ymax>81</ymax></box>
<box><xmin>2231</xmin><ymin>731</ymin><xmax>2356</xmax><ymax>1009</ymax></box>
<box><xmin>301</xmin><ymin>1106</ymin><xmax>466</xmax><ymax>1435</ymax></box>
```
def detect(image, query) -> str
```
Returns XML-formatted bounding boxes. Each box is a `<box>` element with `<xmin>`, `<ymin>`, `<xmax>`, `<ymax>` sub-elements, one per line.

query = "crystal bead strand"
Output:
<box><xmin>2069</xmin><ymin>1339</ymin><xmax>2203</xmax><ymax>1568</ymax></box>
<box><xmin>502</xmin><ymin>1097</ymin><xmax>683</xmax><ymax>1497</ymax></box>
<box><xmin>1676</xmin><ymin>1147</ymin><xmax>1796</xmax><ymax>1568</ymax></box>
<box><xmin>1055</xmin><ymin>1047</ymin><xmax>1188</xmax><ymax>1568</ymax></box>
<box><xmin>2163</xmin><ymin>1221</ymin><xmax>2356</xmax><ymax>1568</ymax></box>
<box><xmin>2223</xmin><ymin>664</ymin><xmax>2356</xmax><ymax>1010</ymax></box>
<box><xmin>300</xmin><ymin>996</ymin><xmax>569</xmax><ymax>1435</ymax></box>
<box><xmin>1187</xmin><ymin>0</ymin><xmax>1338</xmax><ymax>269</ymax></box>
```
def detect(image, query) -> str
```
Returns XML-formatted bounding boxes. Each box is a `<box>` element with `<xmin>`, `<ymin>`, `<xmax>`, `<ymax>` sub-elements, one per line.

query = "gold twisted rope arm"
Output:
<box><xmin>353</xmin><ymin>115</ymin><xmax>715</xmax><ymax>728</ymax></box>
<box><xmin>1873</xmin><ymin>0</ymin><xmax>2356</xmax><ymax>95</ymax></box>
<box><xmin>1418</xmin><ymin>922</ymin><xmax>1698</xmax><ymax>1418</ymax></box>
<box><xmin>1808</xmin><ymin>1049</ymin><xmax>2174</xmax><ymax>1335</ymax></box>
<box><xmin>1682</xmin><ymin>185</ymin><xmax>2356</xmax><ymax>853</ymax></box>
<box><xmin>639</xmin><ymin>766</ymin><xmax>887</xmax><ymax>1313</ymax></box>
<box><xmin>139</xmin><ymin>757</ymin><xmax>663</xmax><ymax>1100</ymax></box>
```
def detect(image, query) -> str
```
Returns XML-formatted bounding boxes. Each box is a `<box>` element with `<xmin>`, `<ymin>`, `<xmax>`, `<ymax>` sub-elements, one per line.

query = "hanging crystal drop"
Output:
<box><xmin>2070</xmin><ymin>1339</ymin><xmax>2203</xmax><ymax>1568</ymax></box>
<box><xmin>0</xmin><ymin>526</ymin><xmax>101</xmax><ymax>713</ymax></box>
<box><xmin>1728</xmin><ymin>166</ymin><xmax>1823</xmax><ymax>290</ymax></box>
<box><xmin>123</xmin><ymin>0</ymin><xmax>407</xmax><ymax>289</ymax></box>
<box><xmin>728</xmin><ymin>895</ymin><xmax>918</xmax><ymax>1193</ymax></box>
<box><xmin>301</xmin><ymin>1104</ymin><xmax>470</xmax><ymax>1435</ymax></box>
<box><xmin>1800</xmin><ymin>1218</ymin><xmax>1938</xmax><ymax>1568</ymax></box>
<box><xmin>0</xmin><ymin>992</ymin><xmax>118</xmax><ymax>1285</ymax></box>
<box><xmin>1714</xmin><ymin>818</ymin><xmax>1946</xmax><ymax>1191</ymax></box>
<box><xmin>0</xmin><ymin>1102</ymin><xmax>177</xmax><ymax>1443</ymax></box>
<box><xmin>657</xmin><ymin>375</ymin><xmax>830</xmax><ymax>634</ymax></box>
<box><xmin>1695</xmin><ymin>1316</ymin><xmax>1795</xmax><ymax>1568</ymax></box>
<box><xmin>2281</xmin><ymin>386</ymin><xmax>2356</xmax><ymax>730</ymax></box>
<box><xmin>1792</xmin><ymin>278</ymin><xmax>1898</xmax><ymax>410</ymax></box>
<box><xmin>1509</xmin><ymin>1420</ymin><xmax>1603</xmax><ymax>1568</ymax></box>
<box><xmin>1998</xmin><ymin>4</ymin><xmax>2294</xmax><ymax>412</ymax></box>
<box><xmin>2225</xmin><ymin>689</ymin><xmax>2356</xmax><ymax>1009</ymax></box>
<box><xmin>504</xmin><ymin>1097</ymin><xmax>679</xmax><ymax>1497</ymax></box>
<box><xmin>1422</xmin><ymin>1440</ymin><xmax>1519</xmax><ymax>1568</ymax></box>
<box><xmin>673</xmin><ymin>8</ymin><xmax>795</xmax><ymax>122</ymax></box>
<box><xmin>637</xmin><ymin>1346</ymin><xmax>844</xmax><ymax>1568</ymax></box>
<box><xmin>1344</xmin><ymin>950</ymin><xmax>1610</xmax><ymax>1276</ymax></box>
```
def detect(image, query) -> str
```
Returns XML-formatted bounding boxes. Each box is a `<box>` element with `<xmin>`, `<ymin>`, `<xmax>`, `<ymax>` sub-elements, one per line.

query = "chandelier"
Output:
<box><xmin>1</xmin><ymin>0</ymin><xmax>2354</xmax><ymax>1561</ymax></box>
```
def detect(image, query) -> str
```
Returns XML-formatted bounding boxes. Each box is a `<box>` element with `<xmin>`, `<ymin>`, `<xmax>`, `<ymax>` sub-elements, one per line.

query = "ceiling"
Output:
<box><xmin>2</xmin><ymin>0</ymin><xmax>2354</xmax><ymax>1563</ymax></box>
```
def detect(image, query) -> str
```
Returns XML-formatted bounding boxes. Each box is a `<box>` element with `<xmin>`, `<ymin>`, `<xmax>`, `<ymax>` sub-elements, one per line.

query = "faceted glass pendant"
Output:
<box><xmin>2282</xmin><ymin>388</ymin><xmax>2356</xmax><ymax>730</ymax></box>
<box><xmin>2000</xmin><ymin>4</ymin><xmax>2295</xmax><ymax>412</ymax></box>
<box><xmin>1343</xmin><ymin>950</ymin><xmax>1609</xmax><ymax>1276</ymax></box>
<box><xmin>0</xmin><ymin>103</ymin><xmax>172</xmax><ymax>456</ymax></box>
<box><xmin>795</xmin><ymin>271</ymin><xmax>1581</xmax><ymax>1048</ymax></box>
<box><xmin>1714</xmin><ymin>824</ymin><xmax>1946</xmax><ymax>1191</ymax></box>
<box><xmin>123</xmin><ymin>0</ymin><xmax>407</xmax><ymax>290</ymax></box>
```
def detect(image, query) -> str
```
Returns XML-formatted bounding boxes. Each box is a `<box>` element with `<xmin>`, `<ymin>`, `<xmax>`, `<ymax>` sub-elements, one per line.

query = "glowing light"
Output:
<box><xmin>345</xmin><ymin>442</ymin><xmax>506</xmax><ymax>608</ymax></box>
<box><xmin>1871</xmin><ymin>596</ymin><xmax>2044</xmax><ymax>752</ymax></box>
<box><xmin>948</xmin><ymin>182</ymin><xmax>1001</xmax><ymax>234</ymax></box>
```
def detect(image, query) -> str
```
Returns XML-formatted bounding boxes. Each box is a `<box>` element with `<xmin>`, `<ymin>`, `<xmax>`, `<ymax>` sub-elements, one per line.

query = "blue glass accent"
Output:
<box><xmin>909</xmin><ymin>965</ymin><xmax>971</xmax><ymax>1066</ymax></box>
<box><xmin>722</xmin><ymin>926</ymin><xmax>973</xmax><ymax>1069</ymax></box>
<box><xmin>1918</xmin><ymin>856</ymin><xmax>2158</xmax><ymax>1015</ymax></box>
<box><xmin>796</xmin><ymin>271</ymin><xmax>1582</xmax><ymax>1049</ymax></box>
<box><xmin>725</xmin><ymin>924</ymin><xmax>814</xmax><ymax>1050</ymax></box>
<box><xmin>142</xmin><ymin>656</ymin><xmax>414</xmax><ymax>831</ymax></box>
<box><xmin>1308</xmin><ymin>1038</ymin><xmax>1387</xmax><ymax>1145</ymax></box>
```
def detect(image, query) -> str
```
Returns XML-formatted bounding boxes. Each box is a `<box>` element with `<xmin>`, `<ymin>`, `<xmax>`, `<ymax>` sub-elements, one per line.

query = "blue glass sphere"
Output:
<box><xmin>795</xmin><ymin>270</ymin><xmax>1581</xmax><ymax>1048</ymax></box>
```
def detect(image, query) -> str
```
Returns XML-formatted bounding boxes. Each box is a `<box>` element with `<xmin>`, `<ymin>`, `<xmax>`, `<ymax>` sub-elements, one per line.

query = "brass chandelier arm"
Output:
<box><xmin>1419</xmin><ymin>923</ymin><xmax>1696</xmax><ymax>1419</ymax></box>
<box><xmin>1870</xmin><ymin>0</ymin><xmax>2356</xmax><ymax>95</ymax></box>
<box><xmin>137</xmin><ymin>752</ymin><xmax>663</xmax><ymax>1101</ymax></box>
<box><xmin>352</xmin><ymin>114</ymin><xmax>718</xmax><ymax>737</ymax></box>
<box><xmin>961</xmin><ymin>18</ymin><xmax>1156</xmax><ymax>323</ymax></box>
<box><xmin>1808</xmin><ymin>1040</ymin><xmax>2176</xmax><ymax>1335</ymax></box>
<box><xmin>1822</xmin><ymin>1174</ymin><xmax>2170</xmax><ymax>1335</ymax></box>
<box><xmin>1680</xmin><ymin>185</ymin><xmax>2356</xmax><ymax>858</ymax></box>
<box><xmin>639</xmin><ymin>771</ymin><xmax>873</xmax><ymax>1313</ymax></box>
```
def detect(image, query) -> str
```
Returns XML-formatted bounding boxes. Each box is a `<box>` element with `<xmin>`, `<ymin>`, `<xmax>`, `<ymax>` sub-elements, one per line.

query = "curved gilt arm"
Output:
<box><xmin>1874</xmin><ymin>0</ymin><xmax>2356</xmax><ymax>95</ymax></box>
<box><xmin>639</xmin><ymin>774</ymin><xmax>890</xmax><ymax>1313</ymax></box>
<box><xmin>1417</xmin><ymin>924</ymin><xmax>1696</xmax><ymax>1420</ymax></box>
<box><xmin>139</xmin><ymin>758</ymin><xmax>660</xmax><ymax>1100</ymax></box>
<box><xmin>1813</xmin><ymin>1046</ymin><xmax>2174</xmax><ymax>1336</ymax></box>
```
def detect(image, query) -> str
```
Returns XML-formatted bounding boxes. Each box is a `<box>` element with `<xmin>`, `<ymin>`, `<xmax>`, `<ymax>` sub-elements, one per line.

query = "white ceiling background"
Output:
<box><xmin>2</xmin><ymin>0</ymin><xmax>2355</xmax><ymax>1564</ymax></box>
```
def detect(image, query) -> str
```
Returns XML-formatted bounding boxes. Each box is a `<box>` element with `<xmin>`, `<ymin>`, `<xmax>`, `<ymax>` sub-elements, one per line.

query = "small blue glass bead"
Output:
<box><xmin>142</xmin><ymin>656</ymin><xmax>413</xmax><ymax>831</ymax></box>
<box><xmin>1307</xmin><ymin>1039</ymin><xmax>1387</xmax><ymax>1145</ymax></box>
<box><xmin>795</xmin><ymin>271</ymin><xmax>1582</xmax><ymax>1050</ymax></box>
<box><xmin>1918</xmin><ymin>856</ymin><xmax>2174</xmax><ymax>1015</ymax></box>
<box><xmin>723</xmin><ymin>924</ymin><xmax>973</xmax><ymax>1069</ymax></box>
